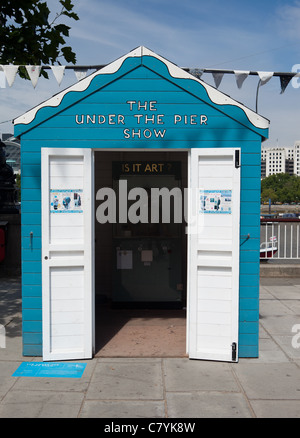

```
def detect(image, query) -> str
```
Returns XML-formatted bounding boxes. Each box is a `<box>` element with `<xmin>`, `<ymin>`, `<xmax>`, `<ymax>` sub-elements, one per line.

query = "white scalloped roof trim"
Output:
<box><xmin>14</xmin><ymin>46</ymin><xmax>269</xmax><ymax>131</ymax></box>
<box><xmin>14</xmin><ymin>47</ymin><xmax>143</xmax><ymax>126</ymax></box>
<box><xmin>141</xmin><ymin>47</ymin><xmax>269</xmax><ymax>130</ymax></box>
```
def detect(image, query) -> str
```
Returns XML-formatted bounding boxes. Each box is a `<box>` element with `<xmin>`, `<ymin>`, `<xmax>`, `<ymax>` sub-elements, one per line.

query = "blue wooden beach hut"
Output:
<box><xmin>14</xmin><ymin>47</ymin><xmax>269</xmax><ymax>361</ymax></box>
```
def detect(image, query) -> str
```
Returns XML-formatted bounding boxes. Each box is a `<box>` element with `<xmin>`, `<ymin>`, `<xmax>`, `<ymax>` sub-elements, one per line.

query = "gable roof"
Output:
<box><xmin>14</xmin><ymin>46</ymin><xmax>269</xmax><ymax>139</ymax></box>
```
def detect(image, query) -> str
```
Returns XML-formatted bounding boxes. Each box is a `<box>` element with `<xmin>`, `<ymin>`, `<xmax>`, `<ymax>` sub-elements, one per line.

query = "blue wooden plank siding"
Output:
<box><xmin>16</xmin><ymin>49</ymin><xmax>268</xmax><ymax>358</ymax></box>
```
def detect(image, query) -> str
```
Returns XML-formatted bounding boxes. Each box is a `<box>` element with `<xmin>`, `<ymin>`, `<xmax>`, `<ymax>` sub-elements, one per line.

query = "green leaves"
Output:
<box><xmin>61</xmin><ymin>46</ymin><xmax>76</xmax><ymax>63</ymax></box>
<box><xmin>55</xmin><ymin>23</ymin><xmax>71</xmax><ymax>37</ymax></box>
<box><xmin>261</xmin><ymin>173</ymin><xmax>300</xmax><ymax>204</ymax></box>
<box><xmin>60</xmin><ymin>0</ymin><xmax>79</xmax><ymax>20</ymax></box>
<box><xmin>0</xmin><ymin>0</ymin><xmax>79</xmax><ymax>77</ymax></box>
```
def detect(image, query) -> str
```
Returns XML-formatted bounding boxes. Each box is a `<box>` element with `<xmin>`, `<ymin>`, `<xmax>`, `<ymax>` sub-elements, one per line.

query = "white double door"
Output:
<box><xmin>41</xmin><ymin>148</ymin><xmax>240</xmax><ymax>362</ymax></box>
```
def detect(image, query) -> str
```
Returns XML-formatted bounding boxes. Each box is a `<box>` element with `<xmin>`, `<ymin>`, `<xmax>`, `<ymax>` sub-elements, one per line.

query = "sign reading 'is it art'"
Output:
<box><xmin>75</xmin><ymin>100</ymin><xmax>208</xmax><ymax>139</ymax></box>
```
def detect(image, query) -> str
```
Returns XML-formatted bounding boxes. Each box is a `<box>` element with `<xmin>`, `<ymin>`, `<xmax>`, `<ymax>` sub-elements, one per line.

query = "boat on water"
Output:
<box><xmin>260</xmin><ymin>236</ymin><xmax>277</xmax><ymax>259</ymax></box>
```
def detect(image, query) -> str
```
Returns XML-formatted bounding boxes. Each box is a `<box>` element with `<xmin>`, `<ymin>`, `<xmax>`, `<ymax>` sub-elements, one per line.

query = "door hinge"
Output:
<box><xmin>235</xmin><ymin>150</ymin><xmax>240</xmax><ymax>168</ymax></box>
<box><xmin>231</xmin><ymin>342</ymin><xmax>237</xmax><ymax>361</ymax></box>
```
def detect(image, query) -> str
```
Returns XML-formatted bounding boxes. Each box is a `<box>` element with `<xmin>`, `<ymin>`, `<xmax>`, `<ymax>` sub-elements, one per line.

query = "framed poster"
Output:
<box><xmin>50</xmin><ymin>189</ymin><xmax>83</xmax><ymax>213</ymax></box>
<box><xmin>200</xmin><ymin>190</ymin><xmax>232</xmax><ymax>214</ymax></box>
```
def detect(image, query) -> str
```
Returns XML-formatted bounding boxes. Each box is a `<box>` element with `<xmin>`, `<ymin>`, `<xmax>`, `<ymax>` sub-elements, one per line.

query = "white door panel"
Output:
<box><xmin>42</xmin><ymin>148</ymin><xmax>93</xmax><ymax>361</ymax></box>
<box><xmin>187</xmin><ymin>148</ymin><xmax>240</xmax><ymax>362</ymax></box>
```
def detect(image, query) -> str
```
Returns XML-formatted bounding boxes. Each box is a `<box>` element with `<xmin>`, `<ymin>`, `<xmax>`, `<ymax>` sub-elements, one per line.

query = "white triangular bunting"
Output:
<box><xmin>257</xmin><ymin>71</ymin><xmax>274</xmax><ymax>86</ymax></box>
<box><xmin>0</xmin><ymin>71</ymin><xmax>6</xmax><ymax>88</ymax></box>
<box><xmin>25</xmin><ymin>65</ymin><xmax>42</xmax><ymax>88</ymax></box>
<box><xmin>2</xmin><ymin>65</ymin><xmax>19</xmax><ymax>87</ymax></box>
<box><xmin>74</xmin><ymin>68</ymin><xmax>88</xmax><ymax>81</ymax></box>
<box><xmin>234</xmin><ymin>70</ymin><xmax>250</xmax><ymax>89</ymax></box>
<box><xmin>50</xmin><ymin>65</ymin><xmax>65</xmax><ymax>86</ymax></box>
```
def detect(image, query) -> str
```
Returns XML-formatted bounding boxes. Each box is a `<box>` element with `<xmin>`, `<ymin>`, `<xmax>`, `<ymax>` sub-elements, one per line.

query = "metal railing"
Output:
<box><xmin>260</xmin><ymin>221</ymin><xmax>300</xmax><ymax>260</ymax></box>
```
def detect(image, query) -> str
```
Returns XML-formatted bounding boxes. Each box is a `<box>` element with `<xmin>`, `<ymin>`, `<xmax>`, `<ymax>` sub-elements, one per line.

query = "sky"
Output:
<box><xmin>1</xmin><ymin>0</ymin><xmax>300</xmax><ymax>147</ymax></box>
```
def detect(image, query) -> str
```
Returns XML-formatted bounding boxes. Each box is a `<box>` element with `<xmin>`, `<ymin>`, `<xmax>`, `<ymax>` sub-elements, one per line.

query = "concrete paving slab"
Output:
<box><xmin>79</xmin><ymin>400</ymin><xmax>165</xmax><ymax>418</ymax></box>
<box><xmin>166</xmin><ymin>392</ymin><xmax>253</xmax><ymax>418</ymax></box>
<box><xmin>86</xmin><ymin>359</ymin><xmax>164</xmax><ymax>400</ymax></box>
<box><xmin>163</xmin><ymin>358</ymin><xmax>239</xmax><ymax>392</ymax></box>
<box><xmin>12</xmin><ymin>375</ymin><xmax>91</xmax><ymax>393</ymax></box>
<box><xmin>254</xmin><ymin>338</ymin><xmax>290</xmax><ymax>363</ymax></box>
<box><xmin>259</xmin><ymin>299</ymin><xmax>294</xmax><ymax>316</ymax></box>
<box><xmin>0</xmin><ymin>361</ymin><xmax>21</xmax><ymax>401</ymax></box>
<box><xmin>259</xmin><ymin>325</ymin><xmax>270</xmax><ymax>339</ymax></box>
<box><xmin>0</xmin><ymin>389</ymin><xmax>84</xmax><ymax>418</ymax></box>
<box><xmin>251</xmin><ymin>349</ymin><xmax>289</xmax><ymax>364</ymax></box>
<box><xmin>98</xmin><ymin>357</ymin><xmax>162</xmax><ymax>363</ymax></box>
<box><xmin>281</xmin><ymin>299</ymin><xmax>300</xmax><ymax>313</ymax></box>
<box><xmin>259</xmin><ymin>286</ymin><xmax>274</xmax><ymax>299</ymax></box>
<box><xmin>262</xmin><ymin>285</ymin><xmax>300</xmax><ymax>300</ymax></box>
<box><xmin>0</xmin><ymin>334</ymin><xmax>23</xmax><ymax>362</ymax></box>
<box><xmin>250</xmin><ymin>400</ymin><xmax>300</xmax><ymax>418</ymax></box>
<box><xmin>233</xmin><ymin>362</ymin><xmax>300</xmax><ymax>400</ymax></box>
<box><xmin>272</xmin><ymin>335</ymin><xmax>300</xmax><ymax>359</ymax></box>
<box><xmin>259</xmin><ymin>314</ymin><xmax>300</xmax><ymax>335</ymax></box>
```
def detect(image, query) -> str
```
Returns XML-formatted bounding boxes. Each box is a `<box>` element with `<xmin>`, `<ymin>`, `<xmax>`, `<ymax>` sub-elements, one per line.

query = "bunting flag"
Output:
<box><xmin>189</xmin><ymin>68</ymin><xmax>204</xmax><ymax>79</ymax></box>
<box><xmin>212</xmin><ymin>72</ymin><xmax>224</xmax><ymax>88</ymax></box>
<box><xmin>50</xmin><ymin>65</ymin><xmax>65</xmax><ymax>86</ymax></box>
<box><xmin>0</xmin><ymin>70</ymin><xmax>6</xmax><ymax>88</ymax></box>
<box><xmin>257</xmin><ymin>71</ymin><xmax>274</xmax><ymax>86</ymax></box>
<box><xmin>234</xmin><ymin>70</ymin><xmax>250</xmax><ymax>89</ymax></box>
<box><xmin>74</xmin><ymin>68</ymin><xmax>88</xmax><ymax>81</ymax></box>
<box><xmin>25</xmin><ymin>65</ymin><xmax>42</xmax><ymax>88</ymax></box>
<box><xmin>2</xmin><ymin>65</ymin><xmax>19</xmax><ymax>87</ymax></box>
<box><xmin>279</xmin><ymin>75</ymin><xmax>293</xmax><ymax>94</ymax></box>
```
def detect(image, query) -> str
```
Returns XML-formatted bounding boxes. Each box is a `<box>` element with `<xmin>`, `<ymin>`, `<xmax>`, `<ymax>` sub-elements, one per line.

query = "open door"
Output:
<box><xmin>42</xmin><ymin>148</ymin><xmax>94</xmax><ymax>361</ymax></box>
<box><xmin>187</xmin><ymin>148</ymin><xmax>240</xmax><ymax>362</ymax></box>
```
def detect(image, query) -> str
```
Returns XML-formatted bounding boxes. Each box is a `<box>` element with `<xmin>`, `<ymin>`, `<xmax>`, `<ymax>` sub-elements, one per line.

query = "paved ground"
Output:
<box><xmin>0</xmin><ymin>276</ymin><xmax>300</xmax><ymax>418</ymax></box>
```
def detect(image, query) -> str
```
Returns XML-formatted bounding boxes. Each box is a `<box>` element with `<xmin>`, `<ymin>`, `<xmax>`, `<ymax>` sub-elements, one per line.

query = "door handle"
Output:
<box><xmin>44</xmin><ymin>256</ymin><xmax>48</xmax><ymax>260</ymax></box>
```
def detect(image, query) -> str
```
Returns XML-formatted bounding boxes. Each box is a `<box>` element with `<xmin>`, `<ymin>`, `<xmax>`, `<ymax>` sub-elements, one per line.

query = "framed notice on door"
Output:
<box><xmin>50</xmin><ymin>189</ymin><xmax>83</xmax><ymax>213</ymax></box>
<box><xmin>199</xmin><ymin>189</ymin><xmax>232</xmax><ymax>214</ymax></box>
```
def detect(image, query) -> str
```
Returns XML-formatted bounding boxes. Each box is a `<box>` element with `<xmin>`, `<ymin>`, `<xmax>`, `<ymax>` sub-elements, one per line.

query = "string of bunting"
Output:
<box><xmin>0</xmin><ymin>63</ymin><xmax>299</xmax><ymax>94</ymax></box>
<box><xmin>188</xmin><ymin>68</ymin><xmax>300</xmax><ymax>94</ymax></box>
<box><xmin>0</xmin><ymin>65</ymin><xmax>92</xmax><ymax>88</ymax></box>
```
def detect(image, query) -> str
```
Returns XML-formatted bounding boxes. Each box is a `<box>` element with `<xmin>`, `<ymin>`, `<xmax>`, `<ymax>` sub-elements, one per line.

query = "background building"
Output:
<box><xmin>294</xmin><ymin>142</ymin><xmax>300</xmax><ymax>176</ymax></box>
<box><xmin>261</xmin><ymin>141</ymin><xmax>300</xmax><ymax>178</ymax></box>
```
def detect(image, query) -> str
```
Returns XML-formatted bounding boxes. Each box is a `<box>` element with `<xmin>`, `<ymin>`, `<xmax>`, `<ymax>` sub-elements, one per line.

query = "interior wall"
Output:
<box><xmin>94</xmin><ymin>152</ymin><xmax>114</xmax><ymax>302</ymax></box>
<box><xmin>94</xmin><ymin>150</ymin><xmax>188</xmax><ymax>304</ymax></box>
